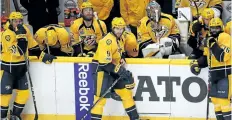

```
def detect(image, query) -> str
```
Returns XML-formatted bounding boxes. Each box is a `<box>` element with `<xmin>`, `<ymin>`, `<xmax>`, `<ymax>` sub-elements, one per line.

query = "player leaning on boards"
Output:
<box><xmin>137</xmin><ymin>1</ymin><xmax>181</xmax><ymax>58</ymax></box>
<box><xmin>90</xmin><ymin>17</ymin><xmax>139</xmax><ymax>120</ymax></box>
<box><xmin>0</xmin><ymin>12</ymin><xmax>56</xmax><ymax>120</ymax></box>
<box><xmin>70</xmin><ymin>1</ymin><xmax>107</xmax><ymax>57</ymax></box>
<box><xmin>175</xmin><ymin>0</ymin><xmax>222</xmax><ymax>20</ymax></box>
<box><xmin>190</xmin><ymin>18</ymin><xmax>231</xmax><ymax>120</ymax></box>
<box><xmin>34</xmin><ymin>24</ymin><xmax>74</xmax><ymax>56</ymax></box>
<box><xmin>188</xmin><ymin>8</ymin><xmax>215</xmax><ymax>59</ymax></box>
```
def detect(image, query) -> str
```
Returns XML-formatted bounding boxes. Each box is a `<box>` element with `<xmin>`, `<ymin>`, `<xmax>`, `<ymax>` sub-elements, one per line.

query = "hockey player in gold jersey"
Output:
<box><xmin>190</xmin><ymin>18</ymin><xmax>231</xmax><ymax>120</ymax></box>
<box><xmin>137</xmin><ymin>1</ymin><xmax>181</xmax><ymax>58</ymax></box>
<box><xmin>188</xmin><ymin>8</ymin><xmax>215</xmax><ymax>59</ymax></box>
<box><xmin>34</xmin><ymin>24</ymin><xmax>73</xmax><ymax>56</ymax></box>
<box><xmin>90</xmin><ymin>17</ymin><xmax>139</xmax><ymax>120</ymax></box>
<box><xmin>1</xmin><ymin>12</ymin><xmax>56</xmax><ymax>120</ymax></box>
<box><xmin>225</xmin><ymin>21</ymin><xmax>231</xmax><ymax>36</ymax></box>
<box><xmin>70</xmin><ymin>2</ymin><xmax>107</xmax><ymax>57</ymax></box>
<box><xmin>175</xmin><ymin>0</ymin><xmax>222</xmax><ymax>20</ymax></box>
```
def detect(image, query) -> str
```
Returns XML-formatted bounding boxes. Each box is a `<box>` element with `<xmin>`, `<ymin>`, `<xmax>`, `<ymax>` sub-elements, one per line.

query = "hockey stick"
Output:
<box><xmin>206</xmin><ymin>46</ymin><xmax>212</xmax><ymax>120</ymax></box>
<box><xmin>17</xmin><ymin>46</ymin><xmax>39</xmax><ymax>120</ymax></box>
<box><xmin>45</xmin><ymin>30</ymin><xmax>51</xmax><ymax>54</ymax></box>
<box><xmin>13</xmin><ymin>0</ymin><xmax>20</xmax><ymax>12</ymax></box>
<box><xmin>190</xmin><ymin>0</ymin><xmax>201</xmax><ymax>49</ymax></box>
<box><xmin>93</xmin><ymin>12</ymin><xmax>106</xmax><ymax>37</ymax></box>
<box><xmin>25</xmin><ymin>57</ymin><xmax>39</xmax><ymax>120</ymax></box>
<box><xmin>80</xmin><ymin>77</ymin><xmax>121</xmax><ymax>120</ymax></box>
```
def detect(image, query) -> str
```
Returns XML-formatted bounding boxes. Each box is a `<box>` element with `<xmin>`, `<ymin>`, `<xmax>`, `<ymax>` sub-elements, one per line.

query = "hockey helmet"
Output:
<box><xmin>81</xmin><ymin>2</ymin><xmax>93</xmax><ymax>11</ymax></box>
<box><xmin>201</xmin><ymin>8</ymin><xmax>214</xmax><ymax>19</ymax></box>
<box><xmin>209</xmin><ymin>17</ymin><xmax>223</xmax><ymax>37</ymax></box>
<box><xmin>9</xmin><ymin>12</ymin><xmax>23</xmax><ymax>20</ymax></box>
<box><xmin>111</xmin><ymin>17</ymin><xmax>126</xmax><ymax>29</ymax></box>
<box><xmin>146</xmin><ymin>1</ymin><xmax>161</xmax><ymax>22</ymax></box>
<box><xmin>209</xmin><ymin>17</ymin><xmax>223</xmax><ymax>28</ymax></box>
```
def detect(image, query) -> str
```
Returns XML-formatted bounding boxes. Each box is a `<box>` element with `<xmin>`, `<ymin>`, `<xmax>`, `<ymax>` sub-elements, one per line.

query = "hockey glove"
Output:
<box><xmin>124</xmin><ymin>70</ymin><xmax>135</xmax><ymax>90</ymax></box>
<box><xmin>77</xmin><ymin>53</ymin><xmax>87</xmax><ymax>57</ymax></box>
<box><xmin>204</xmin><ymin>37</ymin><xmax>216</xmax><ymax>48</ymax></box>
<box><xmin>15</xmin><ymin>24</ymin><xmax>27</xmax><ymax>39</ymax></box>
<box><xmin>190</xmin><ymin>60</ymin><xmax>201</xmax><ymax>75</ymax></box>
<box><xmin>116</xmin><ymin>65</ymin><xmax>134</xmax><ymax>84</ymax></box>
<box><xmin>86</xmin><ymin>51</ymin><xmax>95</xmax><ymax>57</ymax></box>
<box><xmin>39</xmin><ymin>51</ymin><xmax>57</xmax><ymax>64</ymax></box>
<box><xmin>16</xmin><ymin>24</ymin><xmax>28</xmax><ymax>55</ymax></box>
<box><xmin>192</xmin><ymin>21</ymin><xmax>203</xmax><ymax>35</ymax></box>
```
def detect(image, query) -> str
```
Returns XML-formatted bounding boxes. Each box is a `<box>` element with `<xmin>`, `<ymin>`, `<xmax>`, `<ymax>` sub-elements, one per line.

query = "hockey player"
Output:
<box><xmin>190</xmin><ymin>18</ymin><xmax>231</xmax><ymax>120</ymax></box>
<box><xmin>137</xmin><ymin>1</ymin><xmax>181</xmax><ymax>58</ymax></box>
<box><xmin>175</xmin><ymin>0</ymin><xmax>222</xmax><ymax>20</ymax></box>
<box><xmin>1</xmin><ymin>12</ymin><xmax>56</xmax><ymax>120</ymax></box>
<box><xmin>91</xmin><ymin>17</ymin><xmax>139</xmax><ymax>120</ymax></box>
<box><xmin>70</xmin><ymin>2</ymin><xmax>107</xmax><ymax>57</ymax></box>
<box><xmin>224</xmin><ymin>21</ymin><xmax>231</xmax><ymax>36</ymax></box>
<box><xmin>34</xmin><ymin>24</ymin><xmax>73</xmax><ymax>56</ymax></box>
<box><xmin>188</xmin><ymin>8</ymin><xmax>215</xmax><ymax>59</ymax></box>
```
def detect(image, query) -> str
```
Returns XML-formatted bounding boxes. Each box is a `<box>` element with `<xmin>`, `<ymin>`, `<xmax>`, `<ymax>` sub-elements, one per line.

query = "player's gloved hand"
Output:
<box><xmin>190</xmin><ymin>60</ymin><xmax>201</xmax><ymax>75</ymax></box>
<box><xmin>86</xmin><ymin>51</ymin><xmax>95</xmax><ymax>57</ymax></box>
<box><xmin>204</xmin><ymin>37</ymin><xmax>216</xmax><ymax>48</ymax></box>
<box><xmin>77</xmin><ymin>53</ymin><xmax>87</xmax><ymax>57</ymax></box>
<box><xmin>124</xmin><ymin>70</ymin><xmax>135</xmax><ymax>90</ymax></box>
<box><xmin>15</xmin><ymin>24</ymin><xmax>28</xmax><ymax>55</ymax></box>
<box><xmin>84</xmin><ymin>36</ymin><xmax>96</xmax><ymax>46</ymax></box>
<box><xmin>192</xmin><ymin>21</ymin><xmax>203</xmax><ymax>35</ymax></box>
<box><xmin>15</xmin><ymin>24</ymin><xmax>27</xmax><ymax>39</ymax></box>
<box><xmin>115</xmin><ymin>65</ymin><xmax>133</xmax><ymax>82</ymax></box>
<box><xmin>39</xmin><ymin>51</ymin><xmax>57</xmax><ymax>64</ymax></box>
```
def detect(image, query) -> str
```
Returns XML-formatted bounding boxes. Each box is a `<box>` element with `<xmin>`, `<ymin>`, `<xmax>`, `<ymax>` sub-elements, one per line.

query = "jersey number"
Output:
<box><xmin>10</xmin><ymin>45</ymin><xmax>17</xmax><ymax>54</ymax></box>
<box><xmin>224</xmin><ymin>47</ymin><xmax>230</xmax><ymax>53</ymax></box>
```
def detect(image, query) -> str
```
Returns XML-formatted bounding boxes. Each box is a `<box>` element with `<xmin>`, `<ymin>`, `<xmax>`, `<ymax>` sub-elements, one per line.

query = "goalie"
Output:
<box><xmin>137</xmin><ymin>1</ymin><xmax>181</xmax><ymax>58</ymax></box>
<box><xmin>1</xmin><ymin>12</ymin><xmax>56</xmax><ymax>120</ymax></box>
<box><xmin>190</xmin><ymin>18</ymin><xmax>231</xmax><ymax>120</ymax></box>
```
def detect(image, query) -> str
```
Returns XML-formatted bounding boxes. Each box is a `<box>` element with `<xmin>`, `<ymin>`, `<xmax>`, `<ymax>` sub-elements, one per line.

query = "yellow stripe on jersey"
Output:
<box><xmin>96</xmin><ymin>71</ymin><xmax>104</xmax><ymax>96</ymax></box>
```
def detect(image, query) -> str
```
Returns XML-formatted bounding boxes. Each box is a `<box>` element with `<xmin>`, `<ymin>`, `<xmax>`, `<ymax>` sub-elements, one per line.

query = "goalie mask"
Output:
<box><xmin>146</xmin><ymin>1</ymin><xmax>161</xmax><ymax>23</ymax></box>
<box><xmin>209</xmin><ymin>17</ymin><xmax>223</xmax><ymax>37</ymax></box>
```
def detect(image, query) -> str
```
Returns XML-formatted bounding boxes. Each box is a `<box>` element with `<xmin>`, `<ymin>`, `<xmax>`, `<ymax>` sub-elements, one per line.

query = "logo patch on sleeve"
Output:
<box><xmin>5</xmin><ymin>35</ymin><xmax>11</xmax><ymax>41</ymax></box>
<box><xmin>106</xmin><ymin>39</ymin><xmax>112</xmax><ymax>45</ymax></box>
